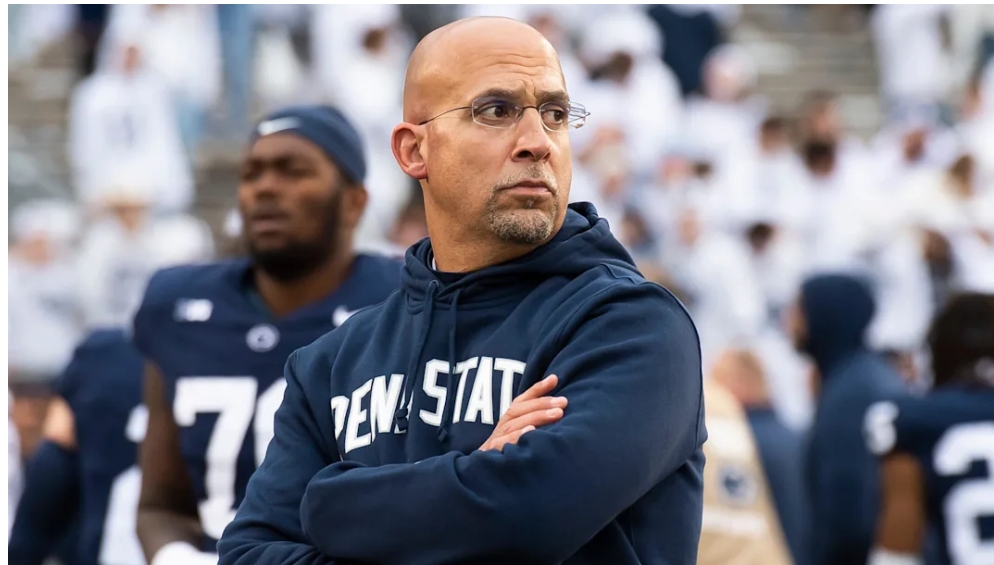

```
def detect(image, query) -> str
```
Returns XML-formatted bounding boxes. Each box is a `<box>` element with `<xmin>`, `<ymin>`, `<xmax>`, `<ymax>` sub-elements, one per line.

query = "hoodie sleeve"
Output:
<box><xmin>300</xmin><ymin>282</ymin><xmax>705</xmax><ymax>564</ymax></box>
<box><xmin>216</xmin><ymin>351</ymin><xmax>342</xmax><ymax>565</ymax></box>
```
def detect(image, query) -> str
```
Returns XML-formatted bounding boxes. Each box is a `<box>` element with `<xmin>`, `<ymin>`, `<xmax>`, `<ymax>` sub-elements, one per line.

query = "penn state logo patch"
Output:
<box><xmin>246</xmin><ymin>324</ymin><xmax>280</xmax><ymax>352</ymax></box>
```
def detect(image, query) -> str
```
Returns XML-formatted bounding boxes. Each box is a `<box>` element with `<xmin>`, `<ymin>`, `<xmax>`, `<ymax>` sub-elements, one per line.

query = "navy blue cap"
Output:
<box><xmin>251</xmin><ymin>105</ymin><xmax>367</xmax><ymax>184</ymax></box>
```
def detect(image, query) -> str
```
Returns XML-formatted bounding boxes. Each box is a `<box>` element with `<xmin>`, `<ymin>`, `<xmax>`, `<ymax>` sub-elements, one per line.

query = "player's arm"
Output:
<box><xmin>136</xmin><ymin>362</ymin><xmax>216</xmax><ymax>565</ymax></box>
<box><xmin>299</xmin><ymin>284</ymin><xmax>704</xmax><ymax>563</ymax></box>
<box><xmin>864</xmin><ymin>400</ymin><xmax>925</xmax><ymax>565</ymax></box>
<box><xmin>867</xmin><ymin>453</ymin><xmax>926</xmax><ymax>565</ymax></box>
<box><xmin>8</xmin><ymin>396</ymin><xmax>81</xmax><ymax>565</ymax></box>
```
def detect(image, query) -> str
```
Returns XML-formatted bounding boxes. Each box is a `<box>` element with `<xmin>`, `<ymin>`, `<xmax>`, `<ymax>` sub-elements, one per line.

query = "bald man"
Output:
<box><xmin>218</xmin><ymin>17</ymin><xmax>705</xmax><ymax>565</ymax></box>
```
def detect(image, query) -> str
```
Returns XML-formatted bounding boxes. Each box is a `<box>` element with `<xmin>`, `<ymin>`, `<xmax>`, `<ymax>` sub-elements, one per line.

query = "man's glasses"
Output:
<box><xmin>418</xmin><ymin>97</ymin><xmax>590</xmax><ymax>132</ymax></box>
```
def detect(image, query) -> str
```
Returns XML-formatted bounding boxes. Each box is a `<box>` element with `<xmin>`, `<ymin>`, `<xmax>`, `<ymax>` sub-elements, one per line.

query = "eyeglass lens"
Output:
<box><xmin>471</xmin><ymin>98</ymin><xmax>587</xmax><ymax>131</ymax></box>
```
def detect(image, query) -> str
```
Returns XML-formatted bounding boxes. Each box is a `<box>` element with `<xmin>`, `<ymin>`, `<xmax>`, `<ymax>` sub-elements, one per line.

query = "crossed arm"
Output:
<box><xmin>218</xmin><ymin>372</ymin><xmax>567</xmax><ymax>565</ymax></box>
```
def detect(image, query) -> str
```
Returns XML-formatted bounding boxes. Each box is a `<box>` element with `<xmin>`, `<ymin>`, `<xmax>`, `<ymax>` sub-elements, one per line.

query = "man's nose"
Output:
<box><xmin>251</xmin><ymin>168</ymin><xmax>285</xmax><ymax>196</ymax></box>
<box><xmin>511</xmin><ymin>108</ymin><xmax>553</xmax><ymax>163</ymax></box>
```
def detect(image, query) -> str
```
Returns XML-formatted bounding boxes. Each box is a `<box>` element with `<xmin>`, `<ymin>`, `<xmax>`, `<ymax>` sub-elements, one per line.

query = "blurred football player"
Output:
<box><xmin>8</xmin><ymin>207</ymin><xmax>212</xmax><ymax>565</ymax></box>
<box><xmin>9</xmin><ymin>329</ymin><xmax>146</xmax><ymax>565</ymax></box>
<box><xmin>792</xmin><ymin>273</ymin><xmax>909</xmax><ymax>565</ymax></box>
<box><xmin>133</xmin><ymin>105</ymin><xmax>402</xmax><ymax>565</ymax></box>
<box><xmin>865</xmin><ymin>292</ymin><xmax>994</xmax><ymax>565</ymax></box>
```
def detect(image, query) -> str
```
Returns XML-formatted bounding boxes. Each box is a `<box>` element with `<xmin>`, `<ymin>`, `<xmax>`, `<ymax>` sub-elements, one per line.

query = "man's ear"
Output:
<box><xmin>391</xmin><ymin>123</ymin><xmax>427</xmax><ymax>181</ymax></box>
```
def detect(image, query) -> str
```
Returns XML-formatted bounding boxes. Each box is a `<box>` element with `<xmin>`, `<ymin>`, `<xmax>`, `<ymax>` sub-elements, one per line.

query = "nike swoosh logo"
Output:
<box><xmin>257</xmin><ymin>117</ymin><xmax>300</xmax><ymax>137</ymax></box>
<box><xmin>333</xmin><ymin>306</ymin><xmax>359</xmax><ymax>327</ymax></box>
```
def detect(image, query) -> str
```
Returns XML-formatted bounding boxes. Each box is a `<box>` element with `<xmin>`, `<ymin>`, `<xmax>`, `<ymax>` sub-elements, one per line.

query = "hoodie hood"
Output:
<box><xmin>800</xmin><ymin>273</ymin><xmax>876</xmax><ymax>376</ymax></box>
<box><xmin>392</xmin><ymin>202</ymin><xmax>639</xmax><ymax>440</ymax></box>
<box><xmin>402</xmin><ymin>202</ymin><xmax>638</xmax><ymax>308</ymax></box>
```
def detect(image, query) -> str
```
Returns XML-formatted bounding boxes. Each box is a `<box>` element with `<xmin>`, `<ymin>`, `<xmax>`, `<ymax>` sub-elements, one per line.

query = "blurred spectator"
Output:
<box><xmin>8</xmin><ymin>199</ymin><xmax>84</xmax><ymax>387</ymax></box>
<box><xmin>646</xmin><ymin>5</ymin><xmax>727</xmax><ymax>97</ymax></box>
<box><xmin>744</xmin><ymin>220</ymin><xmax>806</xmax><ymax>326</ymax></box>
<box><xmin>75</xmin><ymin>182</ymin><xmax>214</xmax><ymax>329</ymax></box>
<box><xmin>251</xmin><ymin>5</ymin><xmax>321</xmax><ymax>112</ymax></box>
<box><xmin>639</xmin><ymin>151</ymin><xmax>722</xmax><ymax>239</ymax></box>
<box><xmin>870</xmin><ymin>111</ymin><xmax>961</xmax><ymax>206</ymax></box>
<box><xmin>8</xmin><ymin>199</ymin><xmax>84</xmax><ymax>469</ymax></box>
<box><xmin>578</xmin><ymin>7</ymin><xmax>683</xmax><ymax>181</ymax></box>
<box><xmin>899</xmin><ymin>153</ymin><xmax>994</xmax><ymax>299</ymax></box>
<box><xmin>101</xmin><ymin>5</ymin><xmax>223</xmax><ymax>154</ymax></box>
<box><xmin>712</xmin><ymin>348</ymin><xmax>811</xmax><ymax>565</ymax></box>
<box><xmin>796</xmin><ymin>91</ymin><xmax>872</xmax><ymax>179</ymax></box>
<box><xmin>904</xmin><ymin>153</ymin><xmax>993</xmax><ymax>239</ymax></box>
<box><xmin>659</xmin><ymin>206</ymin><xmax>765</xmax><ymax>368</ymax></box>
<box><xmin>791</xmin><ymin>137</ymin><xmax>878</xmax><ymax>271</ymax></box>
<box><xmin>944</xmin><ymin>6</ymin><xmax>994</xmax><ymax>99</ymax></box>
<box><xmin>314</xmin><ymin>4</ymin><xmax>410</xmax><ymax>126</ymax></box>
<box><xmin>739</xmin><ymin>118</ymin><xmax>809</xmax><ymax>230</ymax></box>
<box><xmin>790</xmin><ymin>273</ymin><xmax>909</xmax><ymax>565</ymax></box>
<box><xmin>68</xmin><ymin>39</ymin><xmax>194</xmax><ymax>214</ymax></box>
<box><xmin>681</xmin><ymin>44</ymin><xmax>766</xmax><ymax>200</ymax></box>
<box><xmin>864</xmin><ymin>230</ymin><xmax>936</xmax><ymax>354</ymax></box>
<box><xmin>871</xmin><ymin>5</ymin><xmax>953</xmax><ymax>120</ymax></box>
<box><xmin>718</xmin><ymin>117</ymin><xmax>809</xmax><ymax>248</ymax></box>
<box><xmin>957</xmin><ymin>61</ymin><xmax>994</xmax><ymax>186</ymax></box>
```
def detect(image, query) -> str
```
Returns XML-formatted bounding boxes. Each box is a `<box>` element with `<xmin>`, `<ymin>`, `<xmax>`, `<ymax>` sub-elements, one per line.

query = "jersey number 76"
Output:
<box><xmin>173</xmin><ymin>377</ymin><xmax>287</xmax><ymax>541</ymax></box>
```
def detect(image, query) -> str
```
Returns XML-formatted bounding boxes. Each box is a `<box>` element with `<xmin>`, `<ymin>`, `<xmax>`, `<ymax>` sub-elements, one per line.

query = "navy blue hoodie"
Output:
<box><xmin>217</xmin><ymin>202</ymin><xmax>706</xmax><ymax>565</ymax></box>
<box><xmin>800</xmin><ymin>274</ymin><xmax>907</xmax><ymax>565</ymax></box>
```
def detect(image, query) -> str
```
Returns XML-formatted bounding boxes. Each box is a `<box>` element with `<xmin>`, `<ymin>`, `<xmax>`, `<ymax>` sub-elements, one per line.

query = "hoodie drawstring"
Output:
<box><xmin>437</xmin><ymin>289</ymin><xmax>462</xmax><ymax>442</ymax></box>
<box><xmin>395</xmin><ymin>280</ymin><xmax>438</xmax><ymax>432</ymax></box>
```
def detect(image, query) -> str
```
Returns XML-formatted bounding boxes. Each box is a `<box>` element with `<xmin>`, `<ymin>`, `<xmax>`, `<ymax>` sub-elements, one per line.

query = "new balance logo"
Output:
<box><xmin>174</xmin><ymin>299</ymin><xmax>213</xmax><ymax>322</ymax></box>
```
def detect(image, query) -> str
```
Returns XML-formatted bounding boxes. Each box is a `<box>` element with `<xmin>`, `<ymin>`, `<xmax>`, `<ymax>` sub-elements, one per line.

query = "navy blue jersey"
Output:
<box><xmin>59</xmin><ymin>329</ymin><xmax>147</xmax><ymax>565</ymax></box>
<box><xmin>865</xmin><ymin>387</ymin><xmax>994</xmax><ymax>565</ymax></box>
<box><xmin>131</xmin><ymin>255</ymin><xmax>401</xmax><ymax>551</ymax></box>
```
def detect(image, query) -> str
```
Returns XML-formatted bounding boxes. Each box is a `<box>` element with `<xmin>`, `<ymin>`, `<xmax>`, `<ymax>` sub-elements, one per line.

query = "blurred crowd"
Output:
<box><xmin>7</xmin><ymin>3</ymin><xmax>994</xmax><ymax>560</ymax></box>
